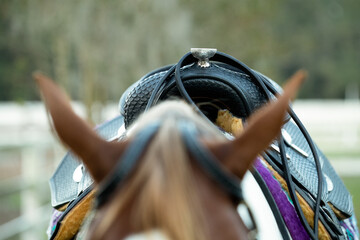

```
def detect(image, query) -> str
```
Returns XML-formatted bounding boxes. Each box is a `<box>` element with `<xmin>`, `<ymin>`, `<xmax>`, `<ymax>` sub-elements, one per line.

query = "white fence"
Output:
<box><xmin>293</xmin><ymin>100</ymin><xmax>360</xmax><ymax>176</ymax></box>
<box><xmin>0</xmin><ymin>100</ymin><xmax>359</xmax><ymax>239</ymax></box>
<box><xmin>294</xmin><ymin>100</ymin><xmax>360</xmax><ymax>152</ymax></box>
<box><xmin>0</xmin><ymin>102</ymin><xmax>118</xmax><ymax>240</ymax></box>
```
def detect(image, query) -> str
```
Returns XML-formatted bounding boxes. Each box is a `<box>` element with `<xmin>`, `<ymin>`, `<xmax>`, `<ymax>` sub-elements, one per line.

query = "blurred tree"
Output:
<box><xmin>1</xmin><ymin>0</ymin><xmax>193</xmax><ymax>121</ymax></box>
<box><xmin>185</xmin><ymin>0</ymin><xmax>360</xmax><ymax>99</ymax></box>
<box><xmin>0</xmin><ymin>0</ymin><xmax>359</xmax><ymax>119</ymax></box>
<box><xmin>270</xmin><ymin>0</ymin><xmax>360</xmax><ymax>98</ymax></box>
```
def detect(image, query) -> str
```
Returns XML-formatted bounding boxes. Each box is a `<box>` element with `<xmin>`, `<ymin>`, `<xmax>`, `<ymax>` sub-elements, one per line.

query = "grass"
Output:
<box><xmin>326</xmin><ymin>151</ymin><xmax>360</xmax><ymax>159</ymax></box>
<box><xmin>342</xmin><ymin>176</ymin><xmax>360</xmax><ymax>231</ymax></box>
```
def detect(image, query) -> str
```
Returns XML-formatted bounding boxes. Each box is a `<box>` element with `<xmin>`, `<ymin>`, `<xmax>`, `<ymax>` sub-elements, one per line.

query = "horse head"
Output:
<box><xmin>34</xmin><ymin>70</ymin><xmax>304</xmax><ymax>240</ymax></box>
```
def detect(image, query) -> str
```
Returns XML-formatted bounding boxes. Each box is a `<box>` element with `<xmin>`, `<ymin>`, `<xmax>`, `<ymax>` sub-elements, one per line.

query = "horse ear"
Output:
<box><xmin>33</xmin><ymin>72</ymin><xmax>125</xmax><ymax>183</ymax></box>
<box><xmin>213</xmin><ymin>70</ymin><xmax>306</xmax><ymax>179</ymax></box>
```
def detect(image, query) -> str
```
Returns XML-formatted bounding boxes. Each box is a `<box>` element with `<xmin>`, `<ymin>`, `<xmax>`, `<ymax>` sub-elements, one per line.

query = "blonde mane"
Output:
<box><xmin>95</xmin><ymin>100</ymin><xmax>226</xmax><ymax>240</ymax></box>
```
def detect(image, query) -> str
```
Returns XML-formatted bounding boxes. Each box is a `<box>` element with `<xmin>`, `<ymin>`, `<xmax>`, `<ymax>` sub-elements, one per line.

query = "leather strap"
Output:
<box><xmin>263</xmin><ymin>79</ymin><xmax>324</xmax><ymax>239</ymax></box>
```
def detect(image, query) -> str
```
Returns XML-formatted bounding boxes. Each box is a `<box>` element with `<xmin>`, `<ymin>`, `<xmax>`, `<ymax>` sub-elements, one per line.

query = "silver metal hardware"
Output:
<box><xmin>324</xmin><ymin>173</ymin><xmax>333</xmax><ymax>192</ymax></box>
<box><xmin>281</xmin><ymin>129</ymin><xmax>309</xmax><ymax>158</ymax></box>
<box><xmin>73</xmin><ymin>164</ymin><xmax>84</xmax><ymax>183</ymax></box>
<box><xmin>270</xmin><ymin>143</ymin><xmax>290</xmax><ymax>159</ymax></box>
<box><xmin>223</xmin><ymin>131</ymin><xmax>235</xmax><ymax>140</ymax></box>
<box><xmin>191</xmin><ymin>48</ymin><xmax>217</xmax><ymax>68</ymax></box>
<box><xmin>225</xmin><ymin>132</ymin><xmax>291</xmax><ymax>159</ymax></box>
<box><xmin>319</xmin><ymin>156</ymin><xmax>324</xmax><ymax>167</ymax></box>
<box><xmin>107</xmin><ymin>124</ymin><xmax>126</xmax><ymax>142</ymax></box>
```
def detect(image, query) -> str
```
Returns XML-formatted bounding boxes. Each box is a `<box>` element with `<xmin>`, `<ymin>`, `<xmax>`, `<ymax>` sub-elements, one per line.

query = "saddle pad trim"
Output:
<box><xmin>254</xmin><ymin>158</ymin><xmax>311</xmax><ymax>240</ymax></box>
<box><xmin>257</xmin><ymin>158</ymin><xmax>332</xmax><ymax>239</ymax></box>
<box><xmin>50</xmin><ymin>186</ymin><xmax>95</xmax><ymax>240</ymax></box>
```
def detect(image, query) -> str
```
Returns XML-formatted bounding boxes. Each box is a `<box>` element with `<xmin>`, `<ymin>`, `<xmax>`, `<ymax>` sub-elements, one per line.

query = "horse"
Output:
<box><xmin>34</xmin><ymin>70</ymin><xmax>304</xmax><ymax>240</ymax></box>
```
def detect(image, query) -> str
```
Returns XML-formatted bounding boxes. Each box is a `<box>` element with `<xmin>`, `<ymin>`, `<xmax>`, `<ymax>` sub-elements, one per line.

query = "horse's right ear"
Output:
<box><xmin>33</xmin><ymin>72</ymin><xmax>126</xmax><ymax>183</ymax></box>
<box><xmin>210</xmin><ymin>70</ymin><xmax>306</xmax><ymax>179</ymax></box>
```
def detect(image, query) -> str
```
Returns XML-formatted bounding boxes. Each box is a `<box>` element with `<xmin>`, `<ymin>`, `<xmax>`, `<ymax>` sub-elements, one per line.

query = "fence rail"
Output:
<box><xmin>0</xmin><ymin>205</ymin><xmax>50</xmax><ymax>240</ymax></box>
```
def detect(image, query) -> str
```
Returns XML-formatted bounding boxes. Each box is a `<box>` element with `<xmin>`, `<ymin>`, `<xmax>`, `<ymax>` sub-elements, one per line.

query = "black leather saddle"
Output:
<box><xmin>119</xmin><ymin>58</ymin><xmax>281</xmax><ymax>128</ymax></box>
<box><xmin>49</xmin><ymin>48</ymin><xmax>354</xmax><ymax>240</ymax></box>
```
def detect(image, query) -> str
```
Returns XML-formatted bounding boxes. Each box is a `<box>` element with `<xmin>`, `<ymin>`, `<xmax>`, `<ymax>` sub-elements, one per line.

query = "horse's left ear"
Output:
<box><xmin>211</xmin><ymin>70</ymin><xmax>306</xmax><ymax>179</ymax></box>
<box><xmin>33</xmin><ymin>72</ymin><xmax>126</xmax><ymax>183</ymax></box>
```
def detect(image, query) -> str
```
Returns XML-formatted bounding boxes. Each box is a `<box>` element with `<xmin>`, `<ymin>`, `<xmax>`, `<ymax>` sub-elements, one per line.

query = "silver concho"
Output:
<box><xmin>73</xmin><ymin>164</ymin><xmax>84</xmax><ymax>183</ymax></box>
<box><xmin>324</xmin><ymin>173</ymin><xmax>334</xmax><ymax>192</ymax></box>
<box><xmin>281</xmin><ymin>129</ymin><xmax>309</xmax><ymax>158</ymax></box>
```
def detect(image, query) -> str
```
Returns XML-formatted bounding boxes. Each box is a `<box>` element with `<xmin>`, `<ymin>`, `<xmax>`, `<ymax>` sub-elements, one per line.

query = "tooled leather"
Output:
<box><xmin>280</xmin><ymin>121</ymin><xmax>353</xmax><ymax>216</ymax></box>
<box><xmin>122</xmin><ymin>63</ymin><xmax>268</xmax><ymax>127</ymax></box>
<box><xmin>123</xmin><ymin>71</ymin><xmax>167</xmax><ymax>127</ymax></box>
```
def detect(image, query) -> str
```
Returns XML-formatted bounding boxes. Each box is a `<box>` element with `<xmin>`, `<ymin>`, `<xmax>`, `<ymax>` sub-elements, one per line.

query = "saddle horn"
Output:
<box><xmin>34</xmin><ymin>72</ymin><xmax>126</xmax><ymax>183</ymax></box>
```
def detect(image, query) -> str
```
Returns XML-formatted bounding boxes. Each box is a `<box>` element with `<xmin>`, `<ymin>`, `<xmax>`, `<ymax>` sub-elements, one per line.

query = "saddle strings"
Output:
<box><xmin>144</xmin><ymin>51</ymin><xmax>324</xmax><ymax>240</ymax></box>
<box><xmin>263</xmin><ymin>79</ymin><xmax>323</xmax><ymax>240</ymax></box>
<box><xmin>190</xmin><ymin>52</ymin><xmax>323</xmax><ymax>240</ymax></box>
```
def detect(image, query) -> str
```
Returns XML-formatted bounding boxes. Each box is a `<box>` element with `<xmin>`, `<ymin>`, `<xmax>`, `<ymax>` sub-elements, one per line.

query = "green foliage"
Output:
<box><xmin>0</xmin><ymin>0</ymin><xmax>359</xmax><ymax>104</ymax></box>
<box><xmin>342</xmin><ymin>176</ymin><xmax>360</xmax><ymax>230</ymax></box>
